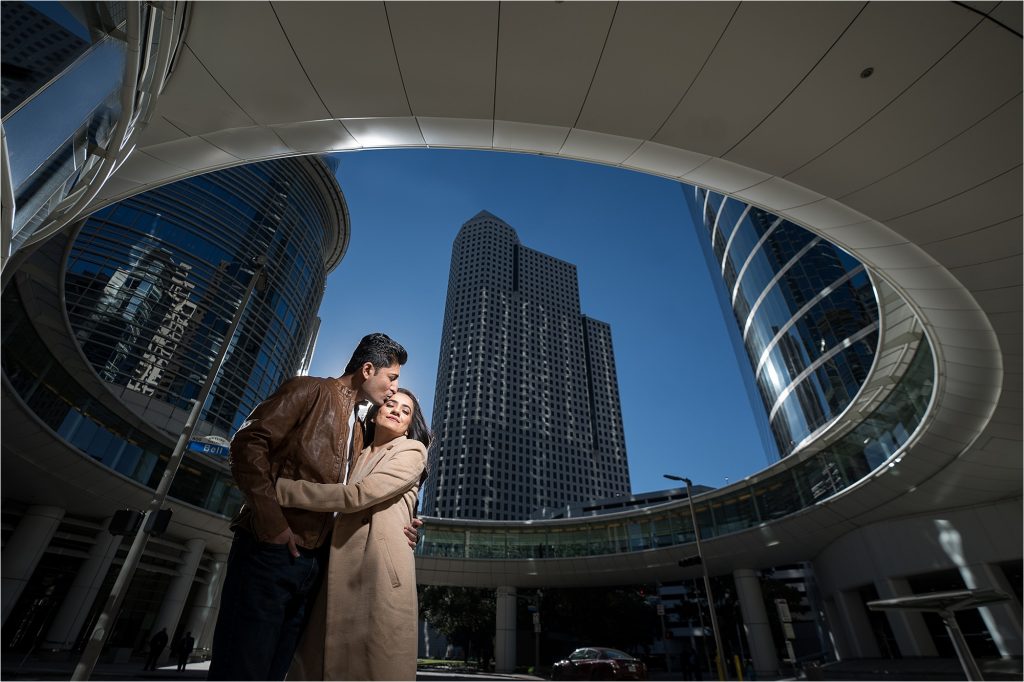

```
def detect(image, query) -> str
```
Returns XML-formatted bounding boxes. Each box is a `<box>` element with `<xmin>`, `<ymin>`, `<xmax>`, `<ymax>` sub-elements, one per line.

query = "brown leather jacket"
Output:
<box><xmin>228</xmin><ymin>375</ymin><xmax>361</xmax><ymax>548</ymax></box>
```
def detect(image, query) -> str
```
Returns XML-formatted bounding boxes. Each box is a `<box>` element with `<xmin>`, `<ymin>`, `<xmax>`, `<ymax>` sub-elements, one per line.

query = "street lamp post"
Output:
<box><xmin>72</xmin><ymin>258</ymin><xmax>265</xmax><ymax>680</ymax></box>
<box><xmin>665</xmin><ymin>474</ymin><xmax>727</xmax><ymax>681</ymax></box>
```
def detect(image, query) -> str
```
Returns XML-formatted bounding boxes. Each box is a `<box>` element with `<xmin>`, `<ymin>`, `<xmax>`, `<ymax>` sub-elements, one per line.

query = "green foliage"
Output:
<box><xmin>420</xmin><ymin>586</ymin><xmax>496</xmax><ymax>662</ymax></box>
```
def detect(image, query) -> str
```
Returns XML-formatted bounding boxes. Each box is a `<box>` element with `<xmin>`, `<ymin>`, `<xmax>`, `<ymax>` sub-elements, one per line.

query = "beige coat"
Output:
<box><xmin>276</xmin><ymin>436</ymin><xmax>427</xmax><ymax>681</ymax></box>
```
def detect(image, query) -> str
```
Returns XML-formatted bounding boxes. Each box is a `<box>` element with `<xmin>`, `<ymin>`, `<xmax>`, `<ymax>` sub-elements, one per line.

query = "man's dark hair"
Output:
<box><xmin>343</xmin><ymin>333</ymin><xmax>407</xmax><ymax>375</ymax></box>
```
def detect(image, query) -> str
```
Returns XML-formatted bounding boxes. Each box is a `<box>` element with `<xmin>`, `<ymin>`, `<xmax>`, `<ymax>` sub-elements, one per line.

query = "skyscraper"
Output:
<box><xmin>422</xmin><ymin>211</ymin><xmax>630</xmax><ymax>520</ymax></box>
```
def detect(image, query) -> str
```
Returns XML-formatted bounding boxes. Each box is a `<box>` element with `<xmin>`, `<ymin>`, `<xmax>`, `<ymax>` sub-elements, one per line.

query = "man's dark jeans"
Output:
<box><xmin>207</xmin><ymin>529</ymin><xmax>328</xmax><ymax>680</ymax></box>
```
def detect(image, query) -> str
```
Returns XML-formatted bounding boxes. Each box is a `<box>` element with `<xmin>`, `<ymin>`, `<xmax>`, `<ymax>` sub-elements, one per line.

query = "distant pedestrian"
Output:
<box><xmin>143</xmin><ymin>627</ymin><xmax>167</xmax><ymax>670</ymax></box>
<box><xmin>176</xmin><ymin>631</ymin><xmax>195</xmax><ymax>670</ymax></box>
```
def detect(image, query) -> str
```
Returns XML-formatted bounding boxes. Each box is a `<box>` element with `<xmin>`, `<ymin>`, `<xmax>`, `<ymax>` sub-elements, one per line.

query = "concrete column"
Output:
<box><xmin>42</xmin><ymin>519</ymin><xmax>122</xmax><ymax>650</ymax></box>
<box><xmin>151</xmin><ymin>538</ymin><xmax>205</xmax><ymax>665</ymax></box>
<box><xmin>961</xmin><ymin>562</ymin><xmax>1023</xmax><ymax>657</ymax></box>
<box><xmin>834</xmin><ymin>589</ymin><xmax>880</xmax><ymax>658</ymax></box>
<box><xmin>495</xmin><ymin>586</ymin><xmax>517</xmax><ymax>674</ymax></box>
<box><xmin>184</xmin><ymin>553</ymin><xmax>228</xmax><ymax>654</ymax></box>
<box><xmin>875</xmin><ymin>578</ymin><xmax>938</xmax><ymax>657</ymax></box>
<box><xmin>822</xmin><ymin>597</ymin><xmax>852</xmax><ymax>660</ymax></box>
<box><xmin>733</xmin><ymin>569</ymin><xmax>779</xmax><ymax>678</ymax></box>
<box><xmin>1</xmin><ymin>505</ymin><xmax>65</xmax><ymax>625</ymax></box>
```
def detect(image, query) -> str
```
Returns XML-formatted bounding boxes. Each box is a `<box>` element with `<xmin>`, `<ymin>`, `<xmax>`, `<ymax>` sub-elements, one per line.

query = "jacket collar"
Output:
<box><xmin>352</xmin><ymin>435</ymin><xmax>408</xmax><ymax>481</ymax></box>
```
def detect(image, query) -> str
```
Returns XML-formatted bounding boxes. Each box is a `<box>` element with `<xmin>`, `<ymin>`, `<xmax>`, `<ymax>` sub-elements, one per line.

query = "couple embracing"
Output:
<box><xmin>208</xmin><ymin>333</ymin><xmax>428</xmax><ymax>680</ymax></box>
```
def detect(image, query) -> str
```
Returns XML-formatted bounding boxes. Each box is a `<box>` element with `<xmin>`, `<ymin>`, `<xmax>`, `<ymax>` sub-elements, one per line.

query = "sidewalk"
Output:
<box><xmin>1</xmin><ymin>655</ymin><xmax>547</xmax><ymax>681</ymax></box>
<box><xmin>1</xmin><ymin>656</ymin><xmax>209</xmax><ymax>681</ymax></box>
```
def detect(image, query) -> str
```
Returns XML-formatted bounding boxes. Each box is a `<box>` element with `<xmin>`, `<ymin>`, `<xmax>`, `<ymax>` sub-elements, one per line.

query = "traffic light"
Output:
<box><xmin>108</xmin><ymin>509</ymin><xmax>143</xmax><ymax>536</ymax></box>
<box><xmin>678</xmin><ymin>556</ymin><xmax>703</xmax><ymax>568</ymax></box>
<box><xmin>144</xmin><ymin>508</ymin><xmax>173</xmax><ymax>535</ymax></box>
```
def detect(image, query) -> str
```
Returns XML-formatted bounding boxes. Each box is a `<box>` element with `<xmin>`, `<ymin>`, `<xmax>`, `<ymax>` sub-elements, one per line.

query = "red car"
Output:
<box><xmin>551</xmin><ymin>647</ymin><xmax>648</xmax><ymax>680</ymax></box>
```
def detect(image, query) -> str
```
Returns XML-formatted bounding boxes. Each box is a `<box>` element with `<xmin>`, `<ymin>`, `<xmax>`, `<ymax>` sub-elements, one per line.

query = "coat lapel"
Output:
<box><xmin>351</xmin><ymin>436</ymin><xmax>408</xmax><ymax>483</ymax></box>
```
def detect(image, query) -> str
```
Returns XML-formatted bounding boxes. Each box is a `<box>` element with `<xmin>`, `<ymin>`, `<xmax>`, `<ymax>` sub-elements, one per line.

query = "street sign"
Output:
<box><xmin>188</xmin><ymin>439</ymin><xmax>229</xmax><ymax>458</ymax></box>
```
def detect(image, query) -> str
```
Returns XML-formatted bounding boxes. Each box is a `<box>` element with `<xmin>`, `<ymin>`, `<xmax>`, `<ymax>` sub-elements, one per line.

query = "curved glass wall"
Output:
<box><xmin>2</xmin><ymin>283</ymin><xmax>242</xmax><ymax>516</ymax></box>
<box><xmin>64</xmin><ymin>156</ymin><xmax>342</xmax><ymax>437</ymax></box>
<box><xmin>684</xmin><ymin>187</ymin><xmax>879</xmax><ymax>457</ymax></box>
<box><xmin>2</xmin><ymin>155</ymin><xmax>345</xmax><ymax>517</ymax></box>
<box><xmin>417</xmin><ymin>335</ymin><xmax>933</xmax><ymax>560</ymax></box>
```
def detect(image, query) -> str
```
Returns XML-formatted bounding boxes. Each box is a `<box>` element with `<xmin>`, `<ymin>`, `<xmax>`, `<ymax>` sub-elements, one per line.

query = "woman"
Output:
<box><xmin>275</xmin><ymin>388</ymin><xmax>430</xmax><ymax>680</ymax></box>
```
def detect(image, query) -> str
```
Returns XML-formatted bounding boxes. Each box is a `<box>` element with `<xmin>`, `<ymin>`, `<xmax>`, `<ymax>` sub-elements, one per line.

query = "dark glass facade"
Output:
<box><xmin>1</xmin><ymin>156</ymin><xmax>346</xmax><ymax>518</ymax></box>
<box><xmin>2</xmin><ymin>282</ymin><xmax>241</xmax><ymax>515</ymax></box>
<box><xmin>65</xmin><ymin>157</ymin><xmax>344</xmax><ymax>437</ymax></box>
<box><xmin>684</xmin><ymin>186</ymin><xmax>880</xmax><ymax>457</ymax></box>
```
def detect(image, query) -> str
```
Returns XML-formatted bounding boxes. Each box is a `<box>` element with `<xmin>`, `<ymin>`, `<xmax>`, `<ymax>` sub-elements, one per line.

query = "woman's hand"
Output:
<box><xmin>404</xmin><ymin>517</ymin><xmax>423</xmax><ymax>549</ymax></box>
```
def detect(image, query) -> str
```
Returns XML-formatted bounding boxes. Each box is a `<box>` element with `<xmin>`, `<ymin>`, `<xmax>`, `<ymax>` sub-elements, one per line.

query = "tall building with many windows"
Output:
<box><xmin>422</xmin><ymin>211</ymin><xmax>630</xmax><ymax>520</ymax></box>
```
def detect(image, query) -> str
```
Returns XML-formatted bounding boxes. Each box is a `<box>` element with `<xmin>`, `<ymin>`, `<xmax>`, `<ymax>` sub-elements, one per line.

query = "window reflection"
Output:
<box><xmin>65</xmin><ymin>157</ymin><xmax>339</xmax><ymax>437</ymax></box>
<box><xmin>687</xmin><ymin>187</ymin><xmax>880</xmax><ymax>458</ymax></box>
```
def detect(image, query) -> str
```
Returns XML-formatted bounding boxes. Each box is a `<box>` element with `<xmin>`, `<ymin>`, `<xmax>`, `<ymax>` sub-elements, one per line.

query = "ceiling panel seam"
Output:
<box><xmin>648</xmin><ymin>2</ymin><xmax>741</xmax><ymax>177</ymax></box>
<box><xmin>869</xmin><ymin>161</ymin><xmax>1023</xmax><ymax>224</ymax></box>
<box><xmin>919</xmin><ymin>213</ymin><xmax>1023</xmax><ymax>246</ymax></box>
<box><xmin>181</xmin><ymin>44</ymin><xmax>257</xmax><ymax>127</ymax></box>
<box><xmin>783</xmin><ymin>12</ymin><xmax>989</xmax><ymax>181</ymax></box>
<box><xmin>157</xmin><ymin>116</ymin><xmax>190</xmax><ymax>139</ymax></box>
<box><xmin>489</xmin><ymin>1</ymin><xmax>501</xmax><ymax>148</ymax></box>
<box><xmin>383</xmin><ymin>1</ymin><xmax>423</xmax><ymax>140</ymax></box>
<box><xmin>268</xmin><ymin>1</ymin><xmax>333</xmax><ymax>122</ymax></box>
<box><xmin>563</xmin><ymin>1</ymin><xmax>620</xmax><ymax>140</ymax></box>
<box><xmin>953</xmin><ymin>0</ymin><xmax>1024</xmax><ymax>37</ymax></box>
<box><xmin>721</xmin><ymin>2</ymin><xmax>868</xmax><ymax>159</ymax></box>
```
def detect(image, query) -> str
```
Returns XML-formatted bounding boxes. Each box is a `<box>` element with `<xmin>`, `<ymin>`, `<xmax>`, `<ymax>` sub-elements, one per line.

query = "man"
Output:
<box><xmin>208</xmin><ymin>333</ymin><xmax>419</xmax><ymax>680</ymax></box>
<box><xmin>176</xmin><ymin>631</ymin><xmax>195</xmax><ymax>671</ymax></box>
<box><xmin>143</xmin><ymin>627</ymin><xmax>167</xmax><ymax>671</ymax></box>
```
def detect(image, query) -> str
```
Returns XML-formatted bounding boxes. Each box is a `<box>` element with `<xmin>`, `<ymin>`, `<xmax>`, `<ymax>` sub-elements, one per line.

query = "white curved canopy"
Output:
<box><xmin>36</xmin><ymin>1</ymin><xmax>1022</xmax><ymax>560</ymax></box>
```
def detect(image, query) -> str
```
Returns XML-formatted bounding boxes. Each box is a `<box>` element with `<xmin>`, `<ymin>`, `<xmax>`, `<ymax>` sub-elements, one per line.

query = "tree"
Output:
<box><xmin>420</xmin><ymin>586</ymin><xmax>496</xmax><ymax>664</ymax></box>
<box><xmin>541</xmin><ymin>586</ymin><xmax>658</xmax><ymax>655</ymax></box>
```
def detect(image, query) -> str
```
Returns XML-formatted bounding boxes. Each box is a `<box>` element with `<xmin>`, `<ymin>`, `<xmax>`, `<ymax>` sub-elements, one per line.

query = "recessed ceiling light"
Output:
<box><xmin>860</xmin><ymin>67</ymin><xmax>875</xmax><ymax>79</ymax></box>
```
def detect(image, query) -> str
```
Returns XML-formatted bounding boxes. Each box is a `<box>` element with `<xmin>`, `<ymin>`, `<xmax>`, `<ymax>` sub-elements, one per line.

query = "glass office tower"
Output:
<box><xmin>65</xmin><ymin>156</ymin><xmax>346</xmax><ymax>438</ymax></box>
<box><xmin>684</xmin><ymin>187</ymin><xmax>880</xmax><ymax>458</ymax></box>
<box><xmin>3</xmin><ymin>155</ymin><xmax>346</xmax><ymax>514</ymax></box>
<box><xmin>423</xmin><ymin>211</ymin><xmax>630</xmax><ymax>520</ymax></box>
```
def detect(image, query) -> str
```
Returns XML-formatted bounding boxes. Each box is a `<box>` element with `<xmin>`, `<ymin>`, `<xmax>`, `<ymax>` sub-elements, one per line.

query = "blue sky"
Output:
<box><xmin>309</xmin><ymin>149</ymin><xmax>773</xmax><ymax>494</ymax></box>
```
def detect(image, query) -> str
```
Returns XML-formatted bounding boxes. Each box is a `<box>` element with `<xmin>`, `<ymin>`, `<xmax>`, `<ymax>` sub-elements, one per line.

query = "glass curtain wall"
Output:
<box><xmin>64</xmin><ymin>156</ymin><xmax>340</xmax><ymax>438</ymax></box>
<box><xmin>683</xmin><ymin>186</ymin><xmax>880</xmax><ymax>458</ymax></box>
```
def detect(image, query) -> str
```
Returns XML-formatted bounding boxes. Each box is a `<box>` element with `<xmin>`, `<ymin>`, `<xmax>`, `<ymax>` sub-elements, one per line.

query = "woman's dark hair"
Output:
<box><xmin>343</xmin><ymin>333</ymin><xmax>408</xmax><ymax>375</ymax></box>
<box><xmin>365</xmin><ymin>388</ymin><xmax>432</xmax><ymax>448</ymax></box>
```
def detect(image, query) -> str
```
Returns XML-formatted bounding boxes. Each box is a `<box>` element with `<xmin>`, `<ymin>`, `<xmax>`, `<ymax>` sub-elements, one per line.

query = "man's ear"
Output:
<box><xmin>361</xmin><ymin>361</ymin><xmax>375</xmax><ymax>379</ymax></box>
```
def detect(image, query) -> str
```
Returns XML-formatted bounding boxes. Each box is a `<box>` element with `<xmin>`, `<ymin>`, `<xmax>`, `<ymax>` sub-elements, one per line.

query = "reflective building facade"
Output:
<box><xmin>0</xmin><ymin>155</ymin><xmax>347</xmax><ymax>655</ymax></box>
<box><xmin>684</xmin><ymin>187</ymin><xmax>880</xmax><ymax>458</ymax></box>
<box><xmin>1</xmin><ymin>1</ymin><xmax>181</xmax><ymax>260</ymax></box>
<box><xmin>64</xmin><ymin>156</ymin><xmax>345</xmax><ymax>438</ymax></box>
<box><xmin>422</xmin><ymin>211</ymin><xmax>630</xmax><ymax>520</ymax></box>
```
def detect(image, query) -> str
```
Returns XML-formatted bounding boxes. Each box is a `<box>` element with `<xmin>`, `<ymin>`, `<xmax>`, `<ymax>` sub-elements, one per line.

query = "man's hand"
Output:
<box><xmin>404</xmin><ymin>517</ymin><xmax>423</xmax><ymax>549</ymax></box>
<box><xmin>267</xmin><ymin>526</ymin><xmax>300</xmax><ymax>558</ymax></box>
